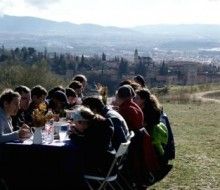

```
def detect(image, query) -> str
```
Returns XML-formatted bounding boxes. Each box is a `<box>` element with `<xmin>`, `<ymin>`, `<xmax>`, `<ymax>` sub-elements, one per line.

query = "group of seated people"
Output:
<box><xmin>0</xmin><ymin>74</ymin><xmax>175</xmax><ymax>189</ymax></box>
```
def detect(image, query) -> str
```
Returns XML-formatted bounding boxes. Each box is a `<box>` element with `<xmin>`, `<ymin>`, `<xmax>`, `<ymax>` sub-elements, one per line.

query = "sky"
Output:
<box><xmin>1</xmin><ymin>0</ymin><xmax>220</xmax><ymax>27</ymax></box>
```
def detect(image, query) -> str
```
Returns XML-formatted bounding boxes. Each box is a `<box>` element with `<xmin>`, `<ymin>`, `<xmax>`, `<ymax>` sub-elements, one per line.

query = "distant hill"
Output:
<box><xmin>1</xmin><ymin>15</ymin><xmax>220</xmax><ymax>55</ymax></box>
<box><xmin>133</xmin><ymin>24</ymin><xmax>220</xmax><ymax>40</ymax></box>
<box><xmin>0</xmin><ymin>15</ymin><xmax>137</xmax><ymax>36</ymax></box>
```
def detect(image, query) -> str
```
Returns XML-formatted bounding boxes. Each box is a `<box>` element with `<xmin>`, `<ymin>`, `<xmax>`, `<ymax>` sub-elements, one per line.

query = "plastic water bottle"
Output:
<box><xmin>45</xmin><ymin>109</ymin><xmax>54</xmax><ymax>143</ymax></box>
<box><xmin>46</xmin><ymin>119</ymin><xmax>54</xmax><ymax>143</ymax></box>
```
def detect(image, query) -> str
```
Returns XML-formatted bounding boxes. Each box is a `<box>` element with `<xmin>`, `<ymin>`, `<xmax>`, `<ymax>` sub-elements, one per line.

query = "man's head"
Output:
<box><xmin>65</xmin><ymin>88</ymin><xmax>78</xmax><ymax>106</ymax></box>
<box><xmin>14</xmin><ymin>85</ymin><xmax>31</xmax><ymax>111</ymax></box>
<box><xmin>72</xmin><ymin>74</ymin><xmax>87</xmax><ymax>90</ymax></box>
<box><xmin>115</xmin><ymin>85</ymin><xmax>135</xmax><ymax>106</ymax></box>
<box><xmin>69</xmin><ymin>80</ymin><xmax>83</xmax><ymax>97</ymax></box>
<box><xmin>82</xmin><ymin>97</ymin><xmax>105</xmax><ymax>114</ymax></box>
<box><xmin>31</xmin><ymin>85</ymin><xmax>47</xmax><ymax>105</ymax></box>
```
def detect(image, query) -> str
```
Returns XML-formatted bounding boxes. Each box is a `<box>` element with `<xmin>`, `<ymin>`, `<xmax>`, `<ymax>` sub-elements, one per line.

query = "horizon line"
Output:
<box><xmin>2</xmin><ymin>14</ymin><xmax>220</xmax><ymax>28</ymax></box>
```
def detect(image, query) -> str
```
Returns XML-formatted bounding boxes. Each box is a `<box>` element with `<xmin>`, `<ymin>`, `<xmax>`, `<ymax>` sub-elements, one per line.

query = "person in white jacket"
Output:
<box><xmin>0</xmin><ymin>89</ymin><xmax>31</xmax><ymax>143</ymax></box>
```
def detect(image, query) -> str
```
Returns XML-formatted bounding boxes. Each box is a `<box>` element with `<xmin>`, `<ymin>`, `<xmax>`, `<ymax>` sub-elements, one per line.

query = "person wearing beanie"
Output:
<box><xmin>115</xmin><ymin>85</ymin><xmax>144</xmax><ymax>131</ymax></box>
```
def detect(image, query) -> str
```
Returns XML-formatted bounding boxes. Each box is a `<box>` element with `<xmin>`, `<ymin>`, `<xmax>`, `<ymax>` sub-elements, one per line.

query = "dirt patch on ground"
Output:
<box><xmin>191</xmin><ymin>90</ymin><xmax>220</xmax><ymax>103</ymax></box>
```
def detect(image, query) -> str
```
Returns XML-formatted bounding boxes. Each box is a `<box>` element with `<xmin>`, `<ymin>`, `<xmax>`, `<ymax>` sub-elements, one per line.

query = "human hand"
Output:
<box><xmin>53</xmin><ymin>114</ymin><xmax>60</xmax><ymax>122</ymax></box>
<box><xmin>21</xmin><ymin>123</ymin><xmax>30</xmax><ymax>130</ymax></box>
<box><xmin>18</xmin><ymin>126</ymin><xmax>32</xmax><ymax>139</ymax></box>
<box><xmin>68</xmin><ymin>124</ymin><xmax>76</xmax><ymax>134</ymax></box>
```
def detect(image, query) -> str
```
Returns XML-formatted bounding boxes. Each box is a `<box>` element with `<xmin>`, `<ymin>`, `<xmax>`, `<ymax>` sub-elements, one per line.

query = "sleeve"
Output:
<box><xmin>151</xmin><ymin>122</ymin><xmax>168</xmax><ymax>156</ymax></box>
<box><xmin>111</xmin><ymin>117</ymin><xmax>127</xmax><ymax>142</ymax></box>
<box><xmin>0</xmin><ymin>117</ymin><xmax>19</xmax><ymax>143</ymax></box>
<box><xmin>102</xmin><ymin>119</ymin><xmax>114</xmax><ymax>151</ymax></box>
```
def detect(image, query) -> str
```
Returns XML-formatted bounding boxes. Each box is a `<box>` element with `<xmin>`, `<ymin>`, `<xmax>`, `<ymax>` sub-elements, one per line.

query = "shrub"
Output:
<box><xmin>0</xmin><ymin>61</ymin><xmax>66</xmax><ymax>91</ymax></box>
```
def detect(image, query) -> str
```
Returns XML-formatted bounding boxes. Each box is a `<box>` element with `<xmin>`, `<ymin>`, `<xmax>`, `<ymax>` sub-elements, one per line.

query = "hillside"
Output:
<box><xmin>1</xmin><ymin>15</ymin><xmax>220</xmax><ymax>54</ymax></box>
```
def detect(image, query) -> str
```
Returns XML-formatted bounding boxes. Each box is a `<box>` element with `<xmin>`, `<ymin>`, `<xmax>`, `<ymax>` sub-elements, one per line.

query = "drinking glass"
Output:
<box><xmin>59</xmin><ymin>125</ymin><xmax>68</xmax><ymax>141</ymax></box>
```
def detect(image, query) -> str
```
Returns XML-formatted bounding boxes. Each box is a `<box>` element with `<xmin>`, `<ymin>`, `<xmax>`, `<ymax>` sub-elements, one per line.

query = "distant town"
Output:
<box><xmin>0</xmin><ymin>45</ymin><xmax>219</xmax><ymax>93</ymax></box>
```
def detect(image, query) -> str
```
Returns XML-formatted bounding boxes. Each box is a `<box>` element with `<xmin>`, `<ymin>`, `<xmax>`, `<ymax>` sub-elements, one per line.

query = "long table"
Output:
<box><xmin>0</xmin><ymin>140</ymin><xmax>87</xmax><ymax>190</ymax></box>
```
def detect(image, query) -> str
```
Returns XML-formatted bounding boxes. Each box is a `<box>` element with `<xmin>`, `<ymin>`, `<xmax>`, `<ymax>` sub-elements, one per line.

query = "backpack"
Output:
<box><xmin>128</xmin><ymin>128</ymin><xmax>160</xmax><ymax>186</ymax></box>
<box><xmin>160</xmin><ymin>112</ymin><xmax>175</xmax><ymax>162</ymax></box>
<box><xmin>151</xmin><ymin>122</ymin><xmax>168</xmax><ymax>156</ymax></box>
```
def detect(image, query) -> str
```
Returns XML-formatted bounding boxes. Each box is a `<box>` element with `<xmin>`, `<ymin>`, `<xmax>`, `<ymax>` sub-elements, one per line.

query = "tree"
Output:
<box><xmin>81</xmin><ymin>54</ymin><xmax>85</xmax><ymax>64</ymax></box>
<box><xmin>28</xmin><ymin>47</ymin><xmax>36</xmax><ymax>56</ymax></box>
<box><xmin>118</xmin><ymin>58</ymin><xmax>128</xmax><ymax>78</ymax></box>
<box><xmin>14</xmin><ymin>48</ymin><xmax>20</xmax><ymax>56</ymax></box>
<box><xmin>159</xmin><ymin>61</ymin><xmax>168</xmax><ymax>75</ymax></box>
<box><xmin>135</xmin><ymin>62</ymin><xmax>146</xmax><ymax>77</ymax></box>
<box><xmin>102</xmin><ymin>53</ymin><xmax>106</xmax><ymax>61</ymax></box>
<box><xmin>21</xmin><ymin>47</ymin><xmax>28</xmax><ymax>60</ymax></box>
<box><xmin>58</xmin><ymin>54</ymin><xmax>67</xmax><ymax>75</ymax></box>
<box><xmin>0</xmin><ymin>60</ymin><xmax>65</xmax><ymax>92</ymax></box>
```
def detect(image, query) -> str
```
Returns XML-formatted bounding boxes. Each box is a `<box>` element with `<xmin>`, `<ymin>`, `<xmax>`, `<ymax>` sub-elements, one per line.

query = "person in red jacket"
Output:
<box><xmin>115</xmin><ymin>85</ymin><xmax>144</xmax><ymax>131</ymax></box>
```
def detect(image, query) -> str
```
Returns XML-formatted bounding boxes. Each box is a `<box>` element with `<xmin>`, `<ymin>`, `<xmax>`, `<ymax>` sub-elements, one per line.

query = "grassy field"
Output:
<box><xmin>204</xmin><ymin>91</ymin><xmax>220</xmax><ymax>100</ymax></box>
<box><xmin>149</xmin><ymin>102</ymin><xmax>220</xmax><ymax>190</ymax></box>
<box><xmin>153</xmin><ymin>83</ymin><xmax>220</xmax><ymax>104</ymax></box>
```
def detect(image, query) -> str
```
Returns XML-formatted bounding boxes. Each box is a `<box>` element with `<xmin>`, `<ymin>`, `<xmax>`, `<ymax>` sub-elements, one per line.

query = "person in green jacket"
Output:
<box><xmin>134</xmin><ymin>88</ymin><xmax>168</xmax><ymax>156</ymax></box>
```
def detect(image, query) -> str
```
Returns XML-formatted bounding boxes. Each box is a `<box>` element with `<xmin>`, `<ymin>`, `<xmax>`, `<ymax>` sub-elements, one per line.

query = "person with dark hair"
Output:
<box><xmin>47</xmin><ymin>86</ymin><xmax>65</xmax><ymax>100</ymax></box>
<box><xmin>72</xmin><ymin>74</ymin><xmax>87</xmax><ymax>98</ymax></box>
<box><xmin>134</xmin><ymin>75</ymin><xmax>147</xmax><ymax>88</ymax></box>
<box><xmin>31</xmin><ymin>85</ymin><xmax>48</xmax><ymax>104</ymax></box>
<box><xmin>65</xmin><ymin>88</ymin><xmax>78</xmax><ymax>108</ymax></box>
<box><xmin>134</xmin><ymin>88</ymin><xmax>161</xmax><ymax>131</ymax></box>
<box><xmin>14</xmin><ymin>85</ymin><xmax>30</xmax><ymax>95</ymax></box>
<box><xmin>12</xmin><ymin>85</ymin><xmax>31</xmax><ymax>130</ymax></box>
<box><xmin>69</xmin><ymin>80</ymin><xmax>83</xmax><ymax>99</ymax></box>
<box><xmin>119</xmin><ymin>79</ymin><xmax>133</xmax><ymax>87</ymax></box>
<box><xmin>48</xmin><ymin>90</ymin><xmax>68</xmax><ymax>117</ymax></box>
<box><xmin>82</xmin><ymin>97</ymin><xmax>129</xmax><ymax>150</ymax></box>
<box><xmin>69</xmin><ymin>105</ymin><xmax>115</xmax><ymax>175</ymax></box>
<box><xmin>72</xmin><ymin>74</ymin><xmax>87</xmax><ymax>90</ymax></box>
<box><xmin>119</xmin><ymin>79</ymin><xmax>141</xmax><ymax>92</ymax></box>
<box><xmin>134</xmin><ymin>89</ymin><xmax>168</xmax><ymax>158</ymax></box>
<box><xmin>135</xmin><ymin>89</ymin><xmax>174</xmax><ymax>161</ymax></box>
<box><xmin>115</xmin><ymin>85</ymin><xmax>144</xmax><ymax>131</ymax></box>
<box><xmin>26</xmin><ymin>85</ymin><xmax>48</xmax><ymax>126</ymax></box>
<box><xmin>0</xmin><ymin>89</ymin><xmax>31</xmax><ymax>143</ymax></box>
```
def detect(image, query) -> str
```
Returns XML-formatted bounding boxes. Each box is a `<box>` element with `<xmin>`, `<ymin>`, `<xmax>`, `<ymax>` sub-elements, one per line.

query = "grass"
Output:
<box><xmin>155</xmin><ymin>83</ymin><xmax>220</xmax><ymax>104</ymax></box>
<box><xmin>168</xmin><ymin>83</ymin><xmax>220</xmax><ymax>94</ymax></box>
<box><xmin>204</xmin><ymin>91</ymin><xmax>220</xmax><ymax>100</ymax></box>
<box><xmin>149</xmin><ymin>102</ymin><xmax>220</xmax><ymax>190</ymax></box>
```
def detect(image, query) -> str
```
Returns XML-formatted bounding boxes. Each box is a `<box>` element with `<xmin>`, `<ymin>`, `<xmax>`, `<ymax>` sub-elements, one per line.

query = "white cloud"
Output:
<box><xmin>23</xmin><ymin>0</ymin><xmax>60</xmax><ymax>9</ymax></box>
<box><xmin>0</xmin><ymin>0</ymin><xmax>13</xmax><ymax>15</ymax></box>
<box><xmin>1</xmin><ymin>0</ymin><xmax>220</xmax><ymax>27</ymax></box>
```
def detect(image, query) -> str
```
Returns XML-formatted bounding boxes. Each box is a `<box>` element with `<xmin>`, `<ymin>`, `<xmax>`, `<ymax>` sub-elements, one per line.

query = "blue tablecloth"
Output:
<box><xmin>0</xmin><ymin>140</ymin><xmax>87</xmax><ymax>190</ymax></box>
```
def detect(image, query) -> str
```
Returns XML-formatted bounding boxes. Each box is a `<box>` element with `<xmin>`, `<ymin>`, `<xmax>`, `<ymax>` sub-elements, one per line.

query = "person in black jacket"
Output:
<box><xmin>69</xmin><ymin>105</ymin><xmax>115</xmax><ymax>175</ymax></box>
<box><xmin>82</xmin><ymin>97</ymin><xmax>129</xmax><ymax>150</ymax></box>
<box><xmin>12</xmin><ymin>85</ymin><xmax>31</xmax><ymax>130</ymax></box>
